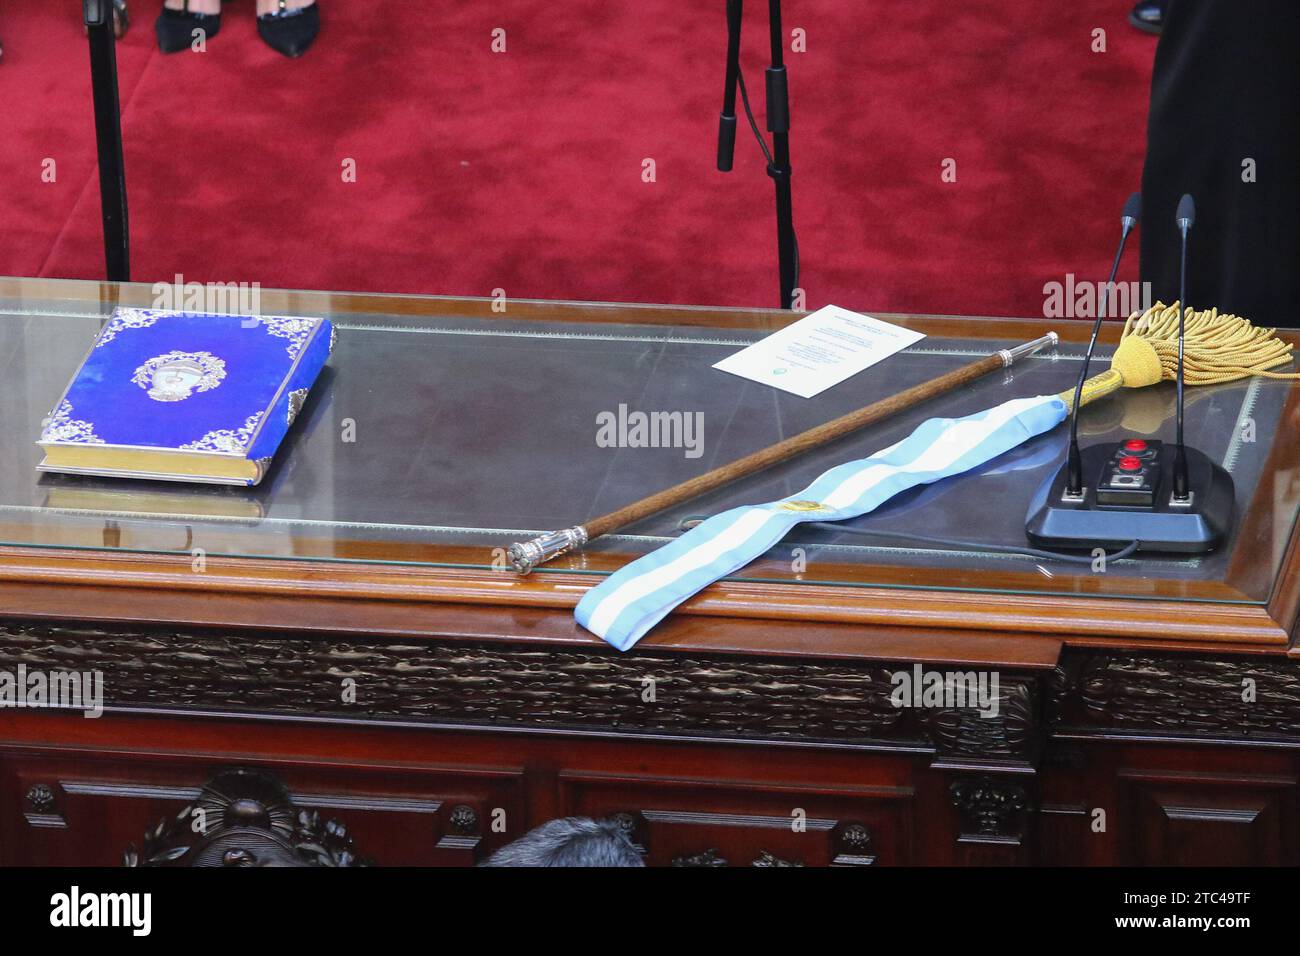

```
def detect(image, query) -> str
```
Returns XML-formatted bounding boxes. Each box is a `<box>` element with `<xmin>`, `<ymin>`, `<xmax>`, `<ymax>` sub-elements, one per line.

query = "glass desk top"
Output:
<box><xmin>2</xmin><ymin>278</ymin><xmax>1298</xmax><ymax>608</ymax></box>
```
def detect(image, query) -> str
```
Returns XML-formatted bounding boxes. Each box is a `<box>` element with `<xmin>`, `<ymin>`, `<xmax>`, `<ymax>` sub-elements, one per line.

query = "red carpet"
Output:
<box><xmin>0</xmin><ymin>1</ymin><xmax>1153</xmax><ymax>315</ymax></box>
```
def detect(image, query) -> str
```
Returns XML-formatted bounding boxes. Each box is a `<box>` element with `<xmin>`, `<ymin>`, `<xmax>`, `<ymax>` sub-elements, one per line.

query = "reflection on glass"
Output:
<box><xmin>0</xmin><ymin>279</ymin><xmax>1296</xmax><ymax>605</ymax></box>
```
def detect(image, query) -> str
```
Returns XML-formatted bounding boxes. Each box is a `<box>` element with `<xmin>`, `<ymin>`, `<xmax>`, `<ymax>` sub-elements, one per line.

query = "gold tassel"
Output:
<box><xmin>1058</xmin><ymin>301</ymin><xmax>1300</xmax><ymax>411</ymax></box>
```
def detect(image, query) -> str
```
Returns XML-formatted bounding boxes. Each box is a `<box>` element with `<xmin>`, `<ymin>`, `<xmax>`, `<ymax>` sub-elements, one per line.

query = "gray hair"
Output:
<box><xmin>480</xmin><ymin>817</ymin><xmax>645</xmax><ymax>867</ymax></box>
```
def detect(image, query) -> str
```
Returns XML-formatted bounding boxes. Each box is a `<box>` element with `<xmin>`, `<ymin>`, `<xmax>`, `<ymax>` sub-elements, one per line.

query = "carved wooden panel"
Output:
<box><xmin>948</xmin><ymin>774</ymin><xmax>1032</xmax><ymax>865</ymax></box>
<box><xmin>559</xmin><ymin>772</ymin><xmax>913</xmax><ymax>866</ymax></box>
<box><xmin>0</xmin><ymin>753</ymin><xmax>523</xmax><ymax>867</ymax></box>
<box><xmin>125</xmin><ymin>769</ymin><xmax>369</xmax><ymax>867</ymax></box>
<box><xmin>0</xmin><ymin>621</ymin><xmax>1043</xmax><ymax>759</ymax></box>
<box><xmin>928</xmin><ymin>679</ymin><xmax>1038</xmax><ymax>760</ymax></box>
<box><xmin>1118</xmin><ymin>770</ymin><xmax>1296</xmax><ymax>866</ymax></box>
<box><xmin>1049</xmin><ymin>651</ymin><xmax>1300</xmax><ymax>740</ymax></box>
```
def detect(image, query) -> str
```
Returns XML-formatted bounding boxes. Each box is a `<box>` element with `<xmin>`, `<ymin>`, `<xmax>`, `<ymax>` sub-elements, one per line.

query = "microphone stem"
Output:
<box><xmin>1066</xmin><ymin>225</ymin><xmax>1131</xmax><ymax>495</ymax></box>
<box><xmin>1174</xmin><ymin>226</ymin><xmax>1189</xmax><ymax>498</ymax></box>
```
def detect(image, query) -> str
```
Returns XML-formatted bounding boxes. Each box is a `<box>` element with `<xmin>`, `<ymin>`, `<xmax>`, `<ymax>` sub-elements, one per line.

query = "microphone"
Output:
<box><xmin>1026</xmin><ymin>189</ymin><xmax>1234</xmax><ymax>554</ymax></box>
<box><xmin>1172</xmin><ymin>193</ymin><xmax>1195</xmax><ymax>500</ymax></box>
<box><xmin>1065</xmin><ymin>191</ymin><xmax>1142</xmax><ymax>496</ymax></box>
<box><xmin>717</xmin><ymin>0</ymin><xmax>743</xmax><ymax>172</ymax></box>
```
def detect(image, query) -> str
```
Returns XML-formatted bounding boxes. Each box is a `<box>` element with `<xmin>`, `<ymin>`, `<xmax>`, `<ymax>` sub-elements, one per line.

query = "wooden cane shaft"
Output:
<box><xmin>583</xmin><ymin>352</ymin><xmax>1006</xmax><ymax>539</ymax></box>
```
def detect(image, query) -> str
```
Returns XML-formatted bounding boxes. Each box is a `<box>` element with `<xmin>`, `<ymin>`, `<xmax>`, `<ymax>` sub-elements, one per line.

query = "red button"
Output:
<box><xmin>1123</xmin><ymin>439</ymin><xmax>1148</xmax><ymax>452</ymax></box>
<box><xmin>1118</xmin><ymin>456</ymin><xmax>1143</xmax><ymax>471</ymax></box>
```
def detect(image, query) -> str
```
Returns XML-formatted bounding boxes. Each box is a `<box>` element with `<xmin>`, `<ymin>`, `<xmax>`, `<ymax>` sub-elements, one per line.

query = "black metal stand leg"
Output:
<box><xmin>765</xmin><ymin>0</ymin><xmax>796</xmax><ymax>310</ymax></box>
<box><xmin>84</xmin><ymin>0</ymin><xmax>130</xmax><ymax>282</ymax></box>
<box><xmin>717</xmin><ymin>0</ymin><xmax>743</xmax><ymax>172</ymax></box>
<box><xmin>716</xmin><ymin>0</ymin><xmax>798</xmax><ymax>310</ymax></box>
<box><xmin>769</xmin><ymin>165</ymin><xmax>796</xmax><ymax>310</ymax></box>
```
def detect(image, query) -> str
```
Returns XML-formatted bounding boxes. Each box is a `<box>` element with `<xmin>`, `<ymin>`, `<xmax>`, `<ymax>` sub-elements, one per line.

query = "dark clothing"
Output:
<box><xmin>1140</xmin><ymin>0</ymin><xmax>1300</xmax><ymax>327</ymax></box>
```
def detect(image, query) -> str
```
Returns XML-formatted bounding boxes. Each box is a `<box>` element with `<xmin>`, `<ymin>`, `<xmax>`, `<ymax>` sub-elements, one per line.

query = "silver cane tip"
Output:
<box><xmin>507</xmin><ymin>541</ymin><xmax>539</xmax><ymax>575</ymax></box>
<box><xmin>506</xmin><ymin>526</ymin><xmax>588</xmax><ymax>575</ymax></box>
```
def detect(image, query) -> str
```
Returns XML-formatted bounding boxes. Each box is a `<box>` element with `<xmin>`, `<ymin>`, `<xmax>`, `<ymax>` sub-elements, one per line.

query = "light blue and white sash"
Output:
<box><xmin>576</xmin><ymin>394</ymin><xmax>1069</xmax><ymax>651</ymax></box>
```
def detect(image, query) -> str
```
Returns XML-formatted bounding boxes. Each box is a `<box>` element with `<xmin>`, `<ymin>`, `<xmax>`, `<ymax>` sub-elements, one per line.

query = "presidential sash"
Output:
<box><xmin>576</xmin><ymin>394</ymin><xmax>1069</xmax><ymax>650</ymax></box>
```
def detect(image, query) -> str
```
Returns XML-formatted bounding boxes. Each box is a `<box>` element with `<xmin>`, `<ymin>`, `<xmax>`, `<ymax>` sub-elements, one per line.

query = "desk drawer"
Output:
<box><xmin>560</xmin><ymin>771</ymin><xmax>915</xmax><ymax>866</ymax></box>
<box><xmin>0</xmin><ymin>753</ymin><xmax>524</xmax><ymax>866</ymax></box>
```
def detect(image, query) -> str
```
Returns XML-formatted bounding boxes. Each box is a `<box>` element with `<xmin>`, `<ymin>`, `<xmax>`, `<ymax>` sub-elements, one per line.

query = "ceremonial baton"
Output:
<box><xmin>508</xmin><ymin>331</ymin><xmax>1059</xmax><ymax>572</ymax></box>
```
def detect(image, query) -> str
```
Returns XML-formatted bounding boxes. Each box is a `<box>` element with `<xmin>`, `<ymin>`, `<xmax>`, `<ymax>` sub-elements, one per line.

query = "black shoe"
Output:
<box><xmin>1128</xmin><ymin>1</ymin><xmax>1164</xmax><ymax>35</ymax></box>
<box><xmin>258</xmin><ymin>1</ymin><xmax>320</xmax><ymax>58</ymax></box>
<box><xmin>113</xmin><ymin>0</ymin><xmax>131</xmax><ymax>38</ymax></box>
<box><xmin>156</xmin><ymin>1</ymin><xmax>221</xmax><ymax>54</ymax></box>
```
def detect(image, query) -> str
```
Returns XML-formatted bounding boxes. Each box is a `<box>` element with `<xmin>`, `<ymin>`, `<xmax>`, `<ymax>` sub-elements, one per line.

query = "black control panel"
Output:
<box><xmin>1027</xmin><ymin>438</ymin><xmax>1234</xmax><ymax>553</ymax></box>
<box><xmin>1095</xmin><ymin>438</ymin><xmax>1163</xmax><ymax>507</ymax></box>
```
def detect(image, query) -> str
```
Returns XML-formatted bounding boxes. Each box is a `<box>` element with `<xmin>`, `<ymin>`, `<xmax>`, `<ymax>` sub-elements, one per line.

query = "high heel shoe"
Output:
<box><xmin>156</xmin><ymin>1</ymin><xmax>221</xmax><ymax>54</ymax></box>
<box><xmin>114</xmin><ymin>0</ymin><xmax>131</xmax><ymax>39</ymax></box>
<box><xmin>258</xmin><ymin>0</ymin><xmax>319</xmax><ymax>58</ymax></box>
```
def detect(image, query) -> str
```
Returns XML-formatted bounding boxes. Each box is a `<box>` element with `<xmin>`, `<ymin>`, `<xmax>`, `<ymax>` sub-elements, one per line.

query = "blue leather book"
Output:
<box><xmin>37</xmin><ymin>307</ymin><xmax>334</xmax><ymax>485</ymax></box>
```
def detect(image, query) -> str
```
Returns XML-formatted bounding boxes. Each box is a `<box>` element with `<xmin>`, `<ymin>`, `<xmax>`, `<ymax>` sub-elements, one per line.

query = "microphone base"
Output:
<box><xmin>1024</xmin><ymin>443</ymin><xmax>1235</xmax><ymax>554</ymax></box>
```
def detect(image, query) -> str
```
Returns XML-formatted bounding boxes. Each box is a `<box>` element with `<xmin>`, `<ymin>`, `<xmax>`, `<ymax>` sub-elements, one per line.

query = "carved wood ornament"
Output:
<box><xmin>124</xmin><ymin>768</ymin><xmax>367</xmax><ymax>867</ymax></box>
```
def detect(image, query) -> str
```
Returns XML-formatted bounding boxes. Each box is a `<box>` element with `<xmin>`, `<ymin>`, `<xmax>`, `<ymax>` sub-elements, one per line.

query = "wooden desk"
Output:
<box><xmin>1</xmin><ymin>277</ymin><xmax>1298</xmax><ymax>866</ymax></box>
